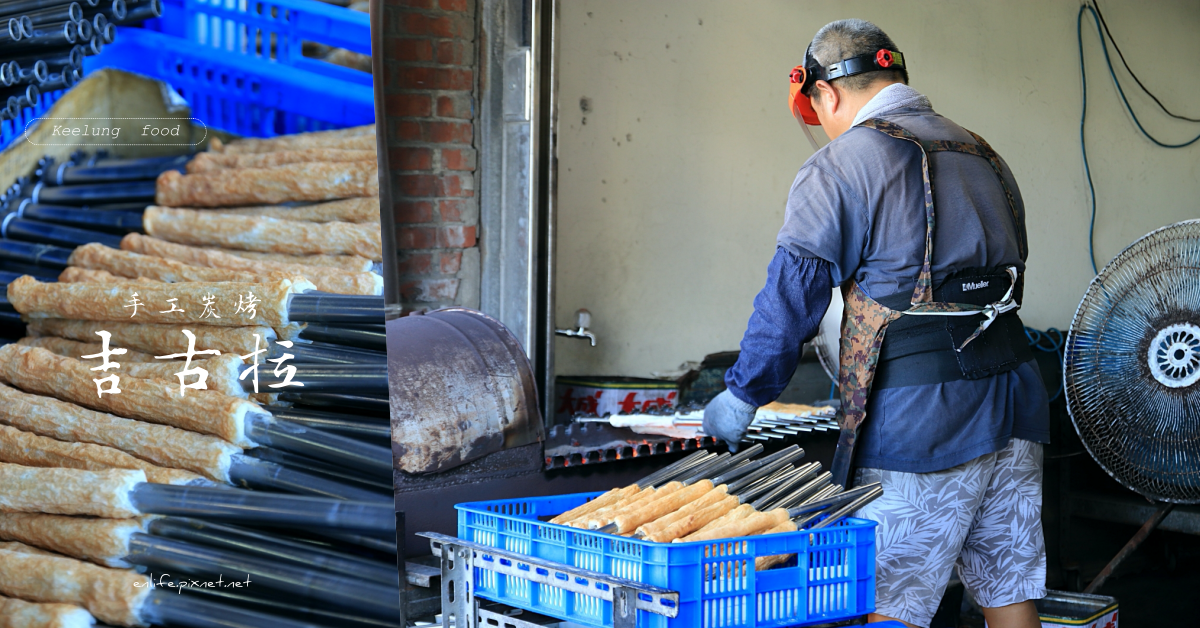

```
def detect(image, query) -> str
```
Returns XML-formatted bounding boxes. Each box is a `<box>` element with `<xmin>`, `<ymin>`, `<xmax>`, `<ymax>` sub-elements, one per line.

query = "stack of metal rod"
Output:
<box><xmin>569</xmin><ymin>402</ymin><xmax>840</xmax><ymax>455</ymax></box>
<box><xmin>0</xmin><ymin>0</ymin><xmax>162</xmax><ymax>121</ymax></box>
<box><xmin>0</xmin><ymin>128</ymin><xmax>395</xmax><ymax>625</ymax></box>
<box><xmin>550</xmin><ymin>446</ymin><xmax>882</xmax><ymax>552</ymax></box>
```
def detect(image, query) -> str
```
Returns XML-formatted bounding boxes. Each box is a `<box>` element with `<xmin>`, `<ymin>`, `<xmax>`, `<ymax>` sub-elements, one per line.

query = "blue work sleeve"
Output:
<box><xmin>724</xmin><ymin>248</ymin><xmax>833</xmax><ymax>407</ymax></box>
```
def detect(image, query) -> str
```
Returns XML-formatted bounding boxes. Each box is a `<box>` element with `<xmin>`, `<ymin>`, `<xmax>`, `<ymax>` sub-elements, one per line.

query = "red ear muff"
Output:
<box><xmin>788</xmin><ymin>64</ymin><xmax>820</xmax><ymax>126</ymax></box>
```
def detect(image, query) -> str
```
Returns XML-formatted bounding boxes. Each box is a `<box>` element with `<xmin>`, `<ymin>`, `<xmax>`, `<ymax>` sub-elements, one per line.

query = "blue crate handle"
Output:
<box><xmin>158</xmin><ymin>0</ymin><xmax>371</xmax><ymax>86</ymax></box>
<box><xmin>85</xmin><ymin>28</ymin><xmax>373</xmax><ymax>137</ymax></box>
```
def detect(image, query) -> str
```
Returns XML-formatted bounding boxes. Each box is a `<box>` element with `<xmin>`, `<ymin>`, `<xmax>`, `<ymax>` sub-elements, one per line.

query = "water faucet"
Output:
<box><xmin>555</xmin><ymin>309</ymin><xmax>596</xmax><ymax>347</ymax></box>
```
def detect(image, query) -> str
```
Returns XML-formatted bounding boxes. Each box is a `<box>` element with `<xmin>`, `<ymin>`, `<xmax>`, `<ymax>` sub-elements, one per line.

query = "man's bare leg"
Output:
<box><xmin>981</xmin><ymin>600</ymin><xmax>1040</xmax><ymax>628</ymax></box>
<box><xmin>866</xmin><ymin>613</ymin><xmax>918</xmax><ymax>627</ymax></box>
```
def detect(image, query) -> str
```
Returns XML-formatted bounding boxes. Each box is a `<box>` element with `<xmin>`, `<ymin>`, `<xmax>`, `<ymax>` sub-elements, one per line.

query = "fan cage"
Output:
<box><xmin>1064</xmin><ymin>219</ymin><xmax>1200</xmax><ymax>504</ymax></box>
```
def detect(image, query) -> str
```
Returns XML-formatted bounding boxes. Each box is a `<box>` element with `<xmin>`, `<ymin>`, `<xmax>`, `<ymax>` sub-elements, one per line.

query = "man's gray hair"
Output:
<box><xmin>810</xmin><ymin>19</ymin><xmax>907</xmax><ymax>95</ymax></box>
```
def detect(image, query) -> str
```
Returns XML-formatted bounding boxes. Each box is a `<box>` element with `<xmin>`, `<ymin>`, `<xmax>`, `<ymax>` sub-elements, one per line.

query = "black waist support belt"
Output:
<box><xmin>873</xmin><ymin>268</ymin><xmax>1034</xmax><ymax>390</ymax></box>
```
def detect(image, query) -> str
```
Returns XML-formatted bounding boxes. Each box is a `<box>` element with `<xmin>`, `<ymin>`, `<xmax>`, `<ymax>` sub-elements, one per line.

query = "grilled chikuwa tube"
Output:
<box><xmin>0</xmin><ymin>463</ymin><xmax>145</xmax><ymax>518</ymax></box>
<box><xmin>155</xmin><ymin>161</ymin><xmax>378</xmax><ymax>207</ymax></box>
<box><xmin>634</xmin><ymin>448</ymin><xmax>806</xmax><ymax>542</ymax></box>
<box><xmin>210</xmin><ymin>124</ymin><xmax>375</xmax><ymax>154</ymax></box>
<box><xmin>0</xmin><ymin>345</ymin><xmax>260</xmax><ymax>446</ymax></box>
<box><xmin>143</xmin><ymin>206</ymin><xmax>383</xmax><ymax>259</ymax></box>
<box><xmin>67</xmin><ymin>243</ymin><xmax>298</xmax><ymax>284</ymax></box>
<box><xmin>58</xmin><ymin>267</ymin><xmax>135</xmax><ymax>283</ymax></box>
<box><xmin>0</xmin><ymin>423</ymin><xmax>205</xmax><ymax>485</ymax></box>
<box><xmin>549</xmin><ymin>450</ymin><xmax>714</xmax><ymax>525</ymax></box>
<box><xmin>26</xmin><ymin>318</ymin><xmax>276</xmax><ymax>356</ymax></box>
<box><xmin>218</xmin><ymin>249</ymin><xmax>374</xmax><ymax>272</ymax></box>
<box><xmin>591</xmin><ymin>451</ymin><xmax>759</xmax><ymax>534</ymax></box>
<box><xmin>121</xmin><ymin>233</ymin><xmax>382</xmax><ymax>295</ymax></box>
<box><xmin>186</xmin><ymin>148</ymin><xmax>376</xmax><ymax>173</ymax></box>
<box><xmin>209</xmin><ymin>197</ymin><xmax>381</xmax><ymax>223</ymax></box>
<box><xmin>0</xmin><ymin>593</ymin><xmax>93</xmax><ymax>628</ymax></box>
<box><xmin>579</xmin><ymin>452</ymin><xmax>745</xmax><ymax>531</ymax></box>
<box><xmin>0</xmin><ymin>513</ymin><xmax>151</xmax><ymax>569</ymax></box>
<box><xmin>121</xmin><ymin>353</ymin><xmax>247</xmax><ymax>399</ymax></box>
<box><xmin>0</xmin><ymin>381</ymin><xmax>240</xmax><ymax>483</ymax></box>
<box><xmin>0</xmin><ymin>541</ymin><xmax>151</xmax><ymax>627</ymax></box>
<box><xmin>8</xmin><ymin>275</ymin><xmax>314</xmax><ymax>329</ymax></box>
<box><xmin>17</xmin><ymin>336</ymin><xmax>159</xmax><ymax>362</ymax></box>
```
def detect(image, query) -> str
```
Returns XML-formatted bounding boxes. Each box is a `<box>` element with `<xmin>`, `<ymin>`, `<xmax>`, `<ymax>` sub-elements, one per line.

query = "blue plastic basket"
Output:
<box><xmin>84</xmin><ymin>27</ymin><xmax>373</xmax><ymax>137</ymax></box>
<box><xmin>149</xmin><ymin>0</ymin><xmax>371</xmax><ymax>87</ymax></box>
<box><xmin>457</xmin><ymin>492</ymin><xmax>877</xmax><ymax>628</ymax></box>
<box><xmin>0</xmin><ymin>89</ymin><xmax>66</xmax><ymax>152</ymax></box>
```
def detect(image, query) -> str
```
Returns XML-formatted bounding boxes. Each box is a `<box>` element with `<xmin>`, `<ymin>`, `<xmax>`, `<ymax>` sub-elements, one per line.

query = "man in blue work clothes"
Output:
<box><xmin>703</xmin><ymin>19</ymin><xmax>1049</xmax><ymax>628</ymax></box>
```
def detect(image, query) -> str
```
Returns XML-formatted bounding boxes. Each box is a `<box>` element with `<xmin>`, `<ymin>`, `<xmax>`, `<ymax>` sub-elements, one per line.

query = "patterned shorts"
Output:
<box><xmin>853</xmin><ymin>438</ymin><xmax>1046</xmax><ymax>627</ymax></box>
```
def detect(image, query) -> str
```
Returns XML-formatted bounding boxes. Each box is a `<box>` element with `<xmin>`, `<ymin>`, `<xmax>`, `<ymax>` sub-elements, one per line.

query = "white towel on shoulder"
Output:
<box><xmin>853</xmin><ymin>83</ymin><xmax>932</xmax><ymax>126</ymax></box>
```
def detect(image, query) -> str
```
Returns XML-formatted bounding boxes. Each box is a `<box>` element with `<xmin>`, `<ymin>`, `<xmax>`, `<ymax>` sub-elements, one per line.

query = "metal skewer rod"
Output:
<box><xmin>267</xmin><ymin>340</ymin><xmax>385</xmax><ymax>366</ymax></box>
<box><xmin>244</xmin><ymin>448</ymin><xmax>392</xmax><ymax>494</ymax></box>
<box><xmin>634</xmin><ymin>449</ymin><xmax>712</xmax><ymax>489</ymax></box>
<box><xmin>266</xmin><ymin>407</ymin><xmax>389</xmax><ymax>442</ymax></box>
<box><xmin>146</xmin><ymin>517</ymin><xmax>399</xmax><ymax>586</ymax></box>
<box><xmin>277</xmin><ymin>391</ymin><xmax>387</xmax><ymax>415</ymax></box>
<box><xmin>286</xmin><ymin>293</ymin><xmax>385</xmax><ymax>324</ymax></box>
<box><xmin>722</xmin><ymin>447</ymin><xmax>806</xmax><ymax>494</ymax></box>
<box><xmin>247</xmin><ymin>365</ymin><xmax>387</xmax><ymax>394</ymax></box>
<box><xmin>765</xmin><ymin>470</ymin><xmax>832</xmax><ymax>511</ymax></box>
<box><xmin>750</xmin><ymin>462</ymin><xmax>822</xmax><ymax>510</ymax></box>
<box><xmin>298</xmin><ymin>323</ymin><xmax>385</xmax><ymax>352</ymax></box>
<box><xmin>16</xmin><ymin>201</ymin><xmax>144</xmax><ymax>232</ymax></box>
<box><xmin>227</xmin><ymin>455</ymin><xmax>389</xmax><ymax>503</ymax></box>
<box><xmin>113</xmin><ymin>0</ymin><xmax>158</xmax><ymax>23</ymax></box>
<box><xmin>245</xmin><ymin>413</ymin><xmax>393</xmax><ymax>475</ymax></box>
<box><xmin>0</xmin><ymin>238</ymin><xmax>71</xmax><ymax>268</ymax></box>
<box><xmin>146</xmin><ymin>580</ymin><xmax>396</xmax><ymax>628</ymax></box>
<box><xmin>1</xmin><ymin>213</ymin><xmax>124</xmax><ymax>248</ymax></box>
<box><xmin>809</xmin><ymin>485</ymin><xmax>884</xmax><ymax>530</ymax></box>
<box><xmin>126</xmin><ymin>534</ymin><xmax>400</xmax><ymax>619</ymax></box>
<box><xmin>128</xmin><ymin>483</ymin><xmax>396</xmax><ymax>533</ymax></box>
<box><xmin>140</xmin><ymin>589</ymin><xmax>343</xmax><ymax>628</ymax></box>
<box><xmin>787</xmin><ymin>483</ymin><xmax>879</xmax><ymax>519</ymax></box>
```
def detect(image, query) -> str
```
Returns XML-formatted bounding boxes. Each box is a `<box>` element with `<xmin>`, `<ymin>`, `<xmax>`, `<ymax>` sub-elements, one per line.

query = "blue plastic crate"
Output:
<box><xmin>149</xmin><ymin>0</ymin><xmax>371</xmax><ymax>87</ymax></box>
<box><xmin>457</xmin><ymin>492</ymin><xmax>877</xmax><ymax>628</ymax></box>
<box><xmin>0</xmin><ymin>89</ymin><xmax>66</xmax><ymax>152</ymax></box>
<box><xmin>84</xmin><ymin>27</ymin><xmax>373</xmax><ymax>137</ymax></box>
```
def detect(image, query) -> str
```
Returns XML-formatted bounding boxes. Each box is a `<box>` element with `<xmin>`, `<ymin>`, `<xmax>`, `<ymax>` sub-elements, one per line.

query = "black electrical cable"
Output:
<box><xmin>1024</xmin><ymin>326</ymin><xmax>1065</xmax><ymax>403</ymax></box>
<box><xmin>1076</xmin><ymin>3</ymin><xmax>1200</xmax><ymax>275</ymax></box>
<box><xmin>1091</xmin><ymin>0</ymin><xmax>1200</xmax><ymax>123</ymax></box>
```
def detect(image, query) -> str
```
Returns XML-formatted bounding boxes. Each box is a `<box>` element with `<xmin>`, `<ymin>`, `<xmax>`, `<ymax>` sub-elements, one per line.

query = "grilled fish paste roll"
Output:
<box><xmin>0</xmin><ymin>382</ymin><xmax>240</xmax><ymax>483</ymax></box>
<box><xmin>186</xmin><ymin>148</ymin><xmax>376</xmax><ymax>173</ymax></box>
<box><xmin>211</xmin><ymin>124</ymin><xmax>375</xmax><ymax>154</ymax></box>
<box><xmin>0</xmin><ymin>464</ymin><xmax>144</xmax><ymax>519</ymax></box>
<box><xmin>143</xmin><ymin>207</ymin><xmax>383</xmax><ymax>259</ymax></box>
<box><xmin>0</xmin><ymin>345</ymin><xmax>259</xmax><ymax>447</ymax></box>
<box><xmin>121</xmin><ymin>233</ymin><xmax>382</xmax><ymax>295</ymax></box>
<box><xmin>68</xmin><ymin>244</ymin><xmax>297</xmax><ymax>285</ymax></box>
<box><xmin>8</xmin><ymin>275</ymin><xmax>312</xmax><ymax>329</ymax></box>
<box><xmin>155</xmin><ymin>161</ymin><xmax>377</xmax><ymax>207</ymax></box>
<box><xmin>216</xmin><ymin>249</ymin><xmax>374</xmax><ymax>272</ymax></box>
<box><xmin>0</xmin><ymin>594</ymin><xmax>93</xmax><ymax>628</ymax></box>
<box><xmin>0</xmin><ymin>513</ymin><xmax>149</xmax><ymax>569</ymax></box>
<box><xmin>210</xmin><ymin>197</ymin><xmax>381</xmax><ymax>223</ymax></box>
<box><xmin>26</xmin><ymin>319</ymin><xmax>275</xmax><ymax>357</ymax></box>
<box><xmin>17</xmin><ymin>337</ymin><xmax>158</xmax><ymax>363</ymax></box>
<box><xmin>0</xmin><ymin>542</ymin><xmax>151</xmax><ymax>627</ymax></box>
<box><xmin>0</xmin><ymin>424</ymin><xmax>205</xmax><ymax>486</ymax></box>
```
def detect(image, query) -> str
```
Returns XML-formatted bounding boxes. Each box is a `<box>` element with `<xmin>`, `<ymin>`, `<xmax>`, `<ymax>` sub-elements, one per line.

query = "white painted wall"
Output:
<box><xmin>553</xmin><ymin>0</ymin><xmax>1200</xmax><ymax>377</ymax></box>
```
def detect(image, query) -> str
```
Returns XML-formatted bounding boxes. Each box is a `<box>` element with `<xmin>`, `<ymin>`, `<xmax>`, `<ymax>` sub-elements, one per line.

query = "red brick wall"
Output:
<box><xmin>383</xmin><ymin>0</ymin><xmax>479</xmax><ymax>310</ymax></box>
